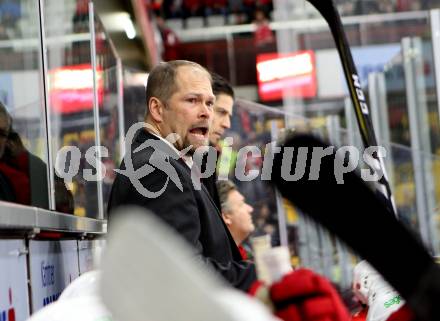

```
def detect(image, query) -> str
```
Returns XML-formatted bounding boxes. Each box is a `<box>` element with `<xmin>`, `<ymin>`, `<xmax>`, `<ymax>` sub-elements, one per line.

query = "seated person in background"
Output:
<box><xmin>253</xmin><ymin>8</ymin><xmax>274</xmax><ymax>48</ymax></box>
<box><xmin>217</xmin><ymin>179</ymin><xmax>255</xmax><ymax>260</ymax></box>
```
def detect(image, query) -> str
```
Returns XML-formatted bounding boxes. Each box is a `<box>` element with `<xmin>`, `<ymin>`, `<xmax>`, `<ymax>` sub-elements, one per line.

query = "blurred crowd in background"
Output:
<box><xmin>146</xmin><ymin>0</ymin><xmax>440</xmax><ymax>28</ymax></box>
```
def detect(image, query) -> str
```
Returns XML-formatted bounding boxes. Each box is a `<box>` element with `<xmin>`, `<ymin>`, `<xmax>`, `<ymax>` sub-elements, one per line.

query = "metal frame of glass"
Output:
<box><xmin>0</xmin><ymin>0</ymin><xmax>123</xmax><ymax>229</ymax></box>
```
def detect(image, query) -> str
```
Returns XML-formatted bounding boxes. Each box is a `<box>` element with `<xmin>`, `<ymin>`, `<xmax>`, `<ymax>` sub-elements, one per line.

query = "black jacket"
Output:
<box><xmin>107</xmin><ymin>129</ymin><xmax>257</xmax><ymax>291</ymax></box>
<box><xmin>200</xmin><ymin>146</ymin><xmax>221</xmax><ymax>211</ymax></box>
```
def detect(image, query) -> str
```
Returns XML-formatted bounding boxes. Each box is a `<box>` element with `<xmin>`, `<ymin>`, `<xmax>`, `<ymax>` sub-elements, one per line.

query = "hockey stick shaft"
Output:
<box><xmin>271</xmin><ymin>134</ymin><xmax>440</xmax><ymax>321</ymax></box>
<box><xmin>305</xmin><ymin>0</ymin><xmax>397</xmax><ymax>216</ymax></box>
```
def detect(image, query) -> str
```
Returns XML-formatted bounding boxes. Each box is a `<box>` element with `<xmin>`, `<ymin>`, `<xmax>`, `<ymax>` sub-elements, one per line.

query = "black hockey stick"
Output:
<box><xmin>305</xmin><ymin>0</ymin><xmax>397</xmax><ymax>217</ymax></box>
<box><xmin>271</xmin><ymin>134</ymin><xmax>440</xmax><ymax>321</ymax></box>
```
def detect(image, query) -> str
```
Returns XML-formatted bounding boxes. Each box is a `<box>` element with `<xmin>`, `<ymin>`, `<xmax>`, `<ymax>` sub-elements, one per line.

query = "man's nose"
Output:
<box><xmin>222</xmin><ymin>116</ymin><xmax>231</xmax><ymax>129</ymax></box>
<box><xmin>199</xmin><ymin>102</ymin><xmax>212</xmax><ymax>119</ymax></box>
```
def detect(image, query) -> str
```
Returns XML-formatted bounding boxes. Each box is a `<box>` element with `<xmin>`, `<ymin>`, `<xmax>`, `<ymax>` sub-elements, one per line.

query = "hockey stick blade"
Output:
<box><xmin>271</xmin><ymin>134</ymin><xmax>440</xmax><ymax>321</ymax></box>
<box><xmin>305</xmin><ymin>0</ymin><xmax>397</xmax><ymax>217</ymax></box>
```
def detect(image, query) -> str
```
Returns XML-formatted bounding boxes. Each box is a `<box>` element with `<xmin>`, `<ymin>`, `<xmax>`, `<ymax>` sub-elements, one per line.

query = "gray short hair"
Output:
<box><xmin>144</xmin><ymin>60</ymin><xmax>211</xmax><ymax>118</ymax></box>
<box><xmin>216</xmin><ymin>180</ymin><xmax>237</xmax><ymax>213</ymax></box>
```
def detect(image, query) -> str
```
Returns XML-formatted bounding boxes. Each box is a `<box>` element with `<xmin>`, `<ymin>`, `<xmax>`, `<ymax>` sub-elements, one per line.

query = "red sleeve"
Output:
<box><xmin>238</xmin><ymin>245</ymin><xmax>248</xmax><ymax>260</ymax></box>
<box><xmin>386</xmin><ymin>305</ymin><xmax>415</xmax><ymax>321</ymax></box>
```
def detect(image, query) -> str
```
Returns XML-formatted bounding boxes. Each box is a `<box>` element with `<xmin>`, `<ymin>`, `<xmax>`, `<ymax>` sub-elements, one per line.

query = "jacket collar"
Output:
<box><xmin>134</xmin><ymin>128</ymin><xmax>181</xmax><ymax>160</ymax></box>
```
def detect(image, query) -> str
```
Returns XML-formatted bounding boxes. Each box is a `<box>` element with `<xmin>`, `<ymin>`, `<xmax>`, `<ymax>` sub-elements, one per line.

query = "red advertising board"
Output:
<box><xmin>49</xmin><ymin>64</ymin><xmax>103</xmax><ymax>114</ymax></box>
<box><xmin>256</xmin><ymin>51</ymin><xmax>317</xmax><ymax>101</ymax></box>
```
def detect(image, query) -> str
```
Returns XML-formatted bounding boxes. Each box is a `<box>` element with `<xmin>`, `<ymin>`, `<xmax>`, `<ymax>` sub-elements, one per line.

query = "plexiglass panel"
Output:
<box><xmin>93</xmin><ymin>14</ymin><xmax>121</xmax><ymax>216</ymax></box>
<box><xmin>0</xmin><ymin>0</ymin><xmax>50</xmax><ymax>209</ymax></box>
<box><xmin>44</xmin><ymin>0</ymin><xmax>97</xmax><ymax>216</ymax></box>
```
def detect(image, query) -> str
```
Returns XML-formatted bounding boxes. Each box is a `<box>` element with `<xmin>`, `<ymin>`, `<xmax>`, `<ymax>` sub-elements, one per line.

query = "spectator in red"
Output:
<box><xmin>156</xmin><ymin>14</ymin><xmax>180</xmax><ymax>61</ymax></box>
<box><xmin>253</xmin><ymin>8</ymin><xmax>274</xmax><ymax>48</ymax></box>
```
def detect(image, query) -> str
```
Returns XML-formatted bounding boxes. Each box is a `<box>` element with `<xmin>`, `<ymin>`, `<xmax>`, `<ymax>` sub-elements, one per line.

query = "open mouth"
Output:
<box><xmin>189</xmin><ymin>127</ymin><xmax>208</xmax><ymax>137</ymax></box>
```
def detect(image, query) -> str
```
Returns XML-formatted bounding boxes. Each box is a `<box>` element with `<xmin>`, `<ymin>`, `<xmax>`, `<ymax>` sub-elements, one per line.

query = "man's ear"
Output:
<box><xmin>148</xmin><ymin>97</ymin><xmax>164</xmax><ymax>123</ymax></box>
<box><xmin>221</xmin><ymin>212</ymin><xmax>232</xmax><ymax>226</ymax></box>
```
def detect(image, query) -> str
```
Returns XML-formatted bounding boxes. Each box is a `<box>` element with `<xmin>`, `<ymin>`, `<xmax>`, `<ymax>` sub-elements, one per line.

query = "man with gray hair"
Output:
<box><xmin>217</xmin><ymin>180</ymin><xmax>255</xmax><ymax>260</ymax></box>
<box><xmin>108</xmin><ymin>60</ymin><xmax>257</xmax><ymax>291</ymax></box>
